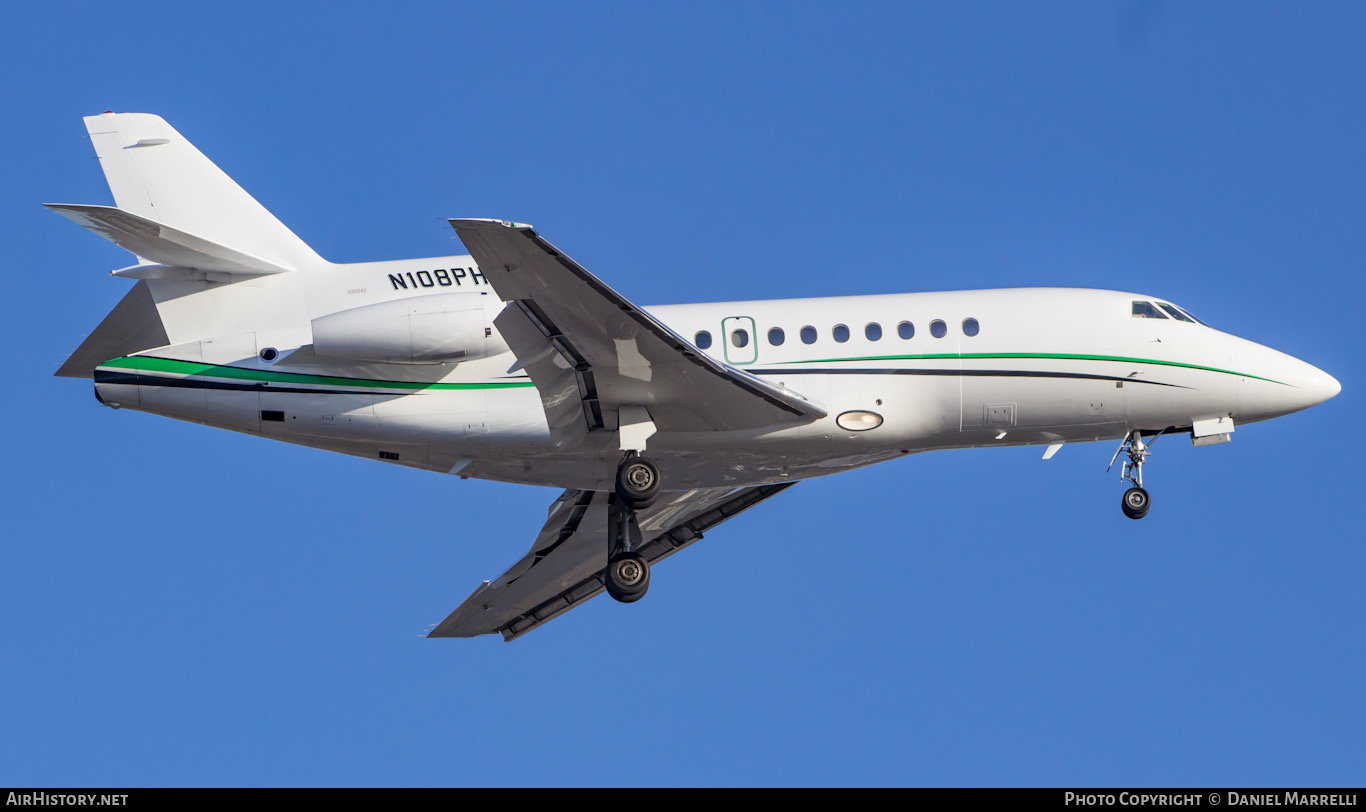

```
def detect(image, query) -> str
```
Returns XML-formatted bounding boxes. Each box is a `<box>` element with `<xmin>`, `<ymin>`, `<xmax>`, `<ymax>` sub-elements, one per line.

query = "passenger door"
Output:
<box><xmin>721</xmin><ymin>316</ymin><xmax>758</xmax><ymax>365</ymax></box>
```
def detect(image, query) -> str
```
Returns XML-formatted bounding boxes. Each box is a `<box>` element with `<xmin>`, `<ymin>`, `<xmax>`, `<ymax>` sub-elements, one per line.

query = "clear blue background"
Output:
<box><xmin>2</xmin><ymin>2</ymin><xmax>1361</xmax><ymax>787</ymax></box>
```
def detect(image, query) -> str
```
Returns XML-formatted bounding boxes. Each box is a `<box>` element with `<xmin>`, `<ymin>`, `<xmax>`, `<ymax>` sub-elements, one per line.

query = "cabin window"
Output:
<box><xmin>962</xmin><ymin>317</ymin><xmax>980</xmax><ymax>337</ymax></box>
<box><xmin>1157</xmin><ymin>303</ymin><xmax>1195</xmax><ymax>323</ymax></box>
<box><xmin>801</xmin><ymin>325</ymin><xmax>818</xmax><ymax>344</ymax></box>
<box><xmin>865</xmin><ymin>323</ymin><xmax>882</xmax><ymax>341</ymax></box>
<box><xmin>695</xmin><ymin>330</ymin><xmax>712</xmax><ymax>349</ymax></box>
<box><xmin>1132</xmin><ymin>301</ymin><xmax>1168</xmax><ymax>319</ymax></box>
<box><xmin>930</xmin><ymin>320</ymin><xmax>947</xmax><ymax>338</ymax></box>
<box><xmin>731</xmin><ymin>329</ymin><xmax>749</xmax><ymax>348</ymax></box>
<box><xmin>833</xmin><ymin>324</ymin><xmax>850</xmax><ymax>343</ymax></box>
<box><xmin>768</xmin><ymin>327</ymin><xmax>785</xmax><ymax>346</ymax></box>
<box><xmin>898</xmin><ymin>321</ymin><xmax>914</xmax><ymax>340</ymax></box>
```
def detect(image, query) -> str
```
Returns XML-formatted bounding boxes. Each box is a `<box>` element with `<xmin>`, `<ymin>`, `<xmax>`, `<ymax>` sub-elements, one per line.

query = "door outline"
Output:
<box><xmin>721</xmin><ymin>316</ymin><xmax>758</xmax><ymax>365</ymax></box>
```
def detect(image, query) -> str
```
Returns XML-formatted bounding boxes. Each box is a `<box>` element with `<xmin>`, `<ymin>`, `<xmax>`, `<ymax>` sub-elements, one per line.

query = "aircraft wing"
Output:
<box><xmin>429</xmin><ymin>482</ymin><xmax>796</xmax><ymax>641</ymax></box>
<box><xmin>449</xmin><ymin>219</ymin><xmax>825</xmax><ymax>449</ymax></box>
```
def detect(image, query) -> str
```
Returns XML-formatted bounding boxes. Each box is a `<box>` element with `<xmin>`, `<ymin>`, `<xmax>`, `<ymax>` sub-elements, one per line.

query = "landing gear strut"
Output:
<box><xmin>603</xmin><ymin>454</ymin><xmax>663</xmax><ymax>602</ymax></box>
<box><xmin>1108</xmin><ymin>430</ymin><xmax>1164</xmax><ymax>520</ymax></box>
<box><xmin>604</xmin><ymin>495</ymin><xmax>650</xmax><ymax>603</ymax></box>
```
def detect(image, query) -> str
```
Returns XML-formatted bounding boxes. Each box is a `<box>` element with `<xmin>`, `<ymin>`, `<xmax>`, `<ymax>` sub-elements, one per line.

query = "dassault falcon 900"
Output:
<box><xmin>52</xmin><ymin>113</ymin><xmax>1340</xmax><ymax>641</ymax></box>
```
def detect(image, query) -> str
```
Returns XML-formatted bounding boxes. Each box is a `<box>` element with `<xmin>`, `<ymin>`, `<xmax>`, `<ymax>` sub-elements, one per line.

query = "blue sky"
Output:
<box><xmin>2</xmin><ymin>2</ymin><xmax>1362</xmax><ymax>787</ymax></box>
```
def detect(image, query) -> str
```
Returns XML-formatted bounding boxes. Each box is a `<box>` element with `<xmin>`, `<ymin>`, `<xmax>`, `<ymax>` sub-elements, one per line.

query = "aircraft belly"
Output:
<box><xmin>104</xmin><ymin>379</ymin><xmax>513</xmax><ymax>474</ymax></box>
<box><xmin>209</xmin><ymin>390</ymin><xmax>264</xmax><ymax>434</ymax></box>
<box><xmin>136</xmin><ymin>383</ymin><xmax>209</xmax><ymax>425</ymax></box>
<box><xmin>92</xmin><ymin>381</ymin><xmax>140</xmax><ymax>411</ymax></box>
<box><xmin>959</xmin><ymin>361</ymin><xmax>1130</xmax><ymax>433</ymax></box>
<box><xmin>372</xmin><ymin>392</ymin><xmax>484</xmax><ymax>470</ymax></box>
<box><xmin>92</xmin><ymin>357</ymin><xmax>1242</xmax><ymax>492</ymax></box>
<box><xmin>1123</xmin><ymin>363</ymin><xmax>1237</xmax><ymax>430</ymax></box>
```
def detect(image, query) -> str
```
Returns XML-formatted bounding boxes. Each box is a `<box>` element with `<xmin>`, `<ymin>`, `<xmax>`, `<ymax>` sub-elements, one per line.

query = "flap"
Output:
<box><xmin>449</xmin><ymin>219</ymin><xmax>824</xmax><ymax>449</ymax></box>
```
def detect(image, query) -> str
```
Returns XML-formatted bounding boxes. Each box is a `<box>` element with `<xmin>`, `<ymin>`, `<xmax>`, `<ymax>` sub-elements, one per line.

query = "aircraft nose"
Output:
<box><xmin>1299</xmin><ymin>363</ymin><xmax>1341</xmax><ymax>406</ymax></box>
<box><xmin>1238</xmin><ymin>346</ymin><xmax>1340</xmax><ymax>421</ymax></box>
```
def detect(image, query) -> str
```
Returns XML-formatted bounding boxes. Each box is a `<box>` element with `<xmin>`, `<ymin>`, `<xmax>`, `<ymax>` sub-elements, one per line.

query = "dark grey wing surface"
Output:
<box><xmin>449</xmin><ymin>219</ymin><xmax>824</xmax><ymax>450</ymax></box>
<box><xmin>429</xmin><ymin>482</ymin><xmax>796</xmax><ymax>641</ymax></box>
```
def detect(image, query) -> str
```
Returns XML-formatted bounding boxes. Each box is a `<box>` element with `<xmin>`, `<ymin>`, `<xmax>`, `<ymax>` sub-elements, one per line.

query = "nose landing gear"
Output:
<box><xmin>1122</xmin><ymin>485</ymin><xmax>1151</xmax><ymax>520</ymax></box>
<box><xmin>1109</xmin><ymin>430</ymin><xmax>1164</xmax><ymax>520</ymax></box>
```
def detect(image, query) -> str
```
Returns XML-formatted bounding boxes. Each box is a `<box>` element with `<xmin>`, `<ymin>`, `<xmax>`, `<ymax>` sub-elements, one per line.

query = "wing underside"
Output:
<box><xmin>431</xmin><ymin>221</ymin><xmax>818</xmax><ymax>639</ymax></box>
<box><xmin>429</xmin><ymin>482</ymin><xmax>796</xmax><ymax>641</ymax></box>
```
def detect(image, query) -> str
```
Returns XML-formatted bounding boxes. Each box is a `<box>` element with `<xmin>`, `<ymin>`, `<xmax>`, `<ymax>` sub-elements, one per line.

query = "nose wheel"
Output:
<box><xmin>1108</xmin><ymin>430</ymin><xmax>1163</xmax><ymax>520</ymax></box>
<box><xmin>1121</xmin><ymin>486</ymin><xmax>1151</xmax><ymax>520</ymax></box>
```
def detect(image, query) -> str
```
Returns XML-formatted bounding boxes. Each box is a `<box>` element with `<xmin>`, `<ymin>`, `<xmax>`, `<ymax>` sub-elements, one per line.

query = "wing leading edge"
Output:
<box><xmin>449</xmin><ymin>219</ymin><xmax>825</xmax><ymax>449</ymax></box>
<box><xmin>429</xmin><ymin>482</ymin><xmax>796</xmax><ymax>641</ymax></box>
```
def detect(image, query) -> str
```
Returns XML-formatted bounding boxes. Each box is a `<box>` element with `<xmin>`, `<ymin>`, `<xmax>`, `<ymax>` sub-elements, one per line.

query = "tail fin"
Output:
<box><xmin>79</xmin><ymin>112</ymin><xmax>322</xmax><ymax>269</ymax></box>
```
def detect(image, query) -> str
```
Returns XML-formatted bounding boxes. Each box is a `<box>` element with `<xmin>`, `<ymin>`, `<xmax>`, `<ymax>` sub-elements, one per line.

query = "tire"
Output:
<box><xmin>615</xmin><ymin>456</ymin><xmax>661</xmax><ymax>509</ymax></box>
<box><xmin>604</xmin><ymin>553</ymin><xmax>650</xmax><ymax>603</ymax></box>
<box><xmin>1121</xmin><ymin>487</ymin><xmax>1151</xmax><ymax>520</ymax></box>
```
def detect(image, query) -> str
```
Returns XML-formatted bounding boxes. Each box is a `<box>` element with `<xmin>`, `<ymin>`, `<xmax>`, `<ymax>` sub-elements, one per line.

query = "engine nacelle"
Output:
<box><xmin>311</xmin><ymin>293</ymin><xmax>494</xmax><ymax>364</ymax></box>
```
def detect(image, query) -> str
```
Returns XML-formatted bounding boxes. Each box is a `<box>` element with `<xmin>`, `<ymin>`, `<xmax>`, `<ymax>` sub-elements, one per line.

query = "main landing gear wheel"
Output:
<box><xmin>615</xmin><ymin>455</ymin><xmax>661</xmax><ymax>509</ymax></box>
<box><xmin>1121</xmin><ymin>487</ymin><xmax>1151</xmax><ymax>520</ymax></box>
<box><xmin>603</xmin><ymin>497</ymin><xmax>651</xmax><ymax>604</ymax></box>
<box><xmin>605</xmin><ymin>552</ymin><xmax>650</xmax><ymax>603</ymax></box>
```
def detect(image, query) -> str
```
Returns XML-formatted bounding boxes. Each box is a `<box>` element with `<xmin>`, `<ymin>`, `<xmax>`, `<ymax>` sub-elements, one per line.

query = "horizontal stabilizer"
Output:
<box><xmin>45</xmin><ymin>204</ymin><xmax>291</xmax><ymax>275</ymax></box>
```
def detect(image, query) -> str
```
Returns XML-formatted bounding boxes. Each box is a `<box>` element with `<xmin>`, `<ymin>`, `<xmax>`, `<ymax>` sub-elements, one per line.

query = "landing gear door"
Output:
<box><xmin>721</xmin><ymin>316</ymin><xmax>757</xmax><ymax>366</ymax></box>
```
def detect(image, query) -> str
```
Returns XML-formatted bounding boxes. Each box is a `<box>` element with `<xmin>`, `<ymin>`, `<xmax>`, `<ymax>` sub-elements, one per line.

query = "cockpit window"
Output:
<box><xmin>1174</xmin><ymin>305</ymin><xmax>1210</xmax><ymax>327</ymax></box>
<box><xmin>1131</xmin><ymin>301</ymin><xmax>1168</xmax><ymax>319</ymax></box>
<box><xmin>1157</xmin><ymin>303</ymin><xmax>1195</xmax><ymax>323</ymax></box>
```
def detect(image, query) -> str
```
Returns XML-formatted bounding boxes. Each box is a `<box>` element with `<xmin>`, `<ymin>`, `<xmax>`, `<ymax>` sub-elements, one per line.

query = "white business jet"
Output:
<box><xmin>52</xmin><ymin>113</ymin><xmax>1340</xmax><ymax>640</ymax></box>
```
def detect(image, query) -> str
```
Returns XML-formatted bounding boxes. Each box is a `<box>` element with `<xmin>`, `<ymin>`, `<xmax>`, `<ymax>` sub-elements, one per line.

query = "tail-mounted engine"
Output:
<box><xmin>311</xmin><ymin>292</ymin><xmax>497</xmax><ymax>364</ymax></box>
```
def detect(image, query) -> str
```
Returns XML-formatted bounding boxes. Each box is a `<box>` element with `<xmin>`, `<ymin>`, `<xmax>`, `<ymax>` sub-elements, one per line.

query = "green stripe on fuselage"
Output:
<box><xmin>771</xmin><ymin>352</ymin><xmax>1287</xmax><ymax>385</ymax></box>
<box><xmin>97</xmin><ymin>356</ymin><xmax>536</xmax><ymax>391</ymax></box>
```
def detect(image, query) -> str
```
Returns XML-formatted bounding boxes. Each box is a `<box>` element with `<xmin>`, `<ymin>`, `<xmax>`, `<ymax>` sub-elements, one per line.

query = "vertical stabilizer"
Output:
<box><xmin>82</xmin><ymin>112</ymin><xmax>322</xmax><ymax>270</ymax></box>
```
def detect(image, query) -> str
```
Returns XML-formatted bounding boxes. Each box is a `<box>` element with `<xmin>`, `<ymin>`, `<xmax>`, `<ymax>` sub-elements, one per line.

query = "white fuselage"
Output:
<box><xmin>90</xmin><ymin>254</ymin><xmax>1340</xmax><ymax>493</ymax></box>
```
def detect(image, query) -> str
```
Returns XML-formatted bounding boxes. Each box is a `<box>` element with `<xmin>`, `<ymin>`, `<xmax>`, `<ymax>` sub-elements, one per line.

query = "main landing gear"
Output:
<box><xmin>615</xmin><ymin>453</ymin><xmax>661</xmax><ymax>509</ymax></box>
<box><xmin>1108</xmin><ymin>430</ymin><xmax>1164</xmax><ymax>520</ymax></box>
<box><xmin>604</xmin><ymin>454</ymin><xmax>661</xmax><ymax>603</ymax></box>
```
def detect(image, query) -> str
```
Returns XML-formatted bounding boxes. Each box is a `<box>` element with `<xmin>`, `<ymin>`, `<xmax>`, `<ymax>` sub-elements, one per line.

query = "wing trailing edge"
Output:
<box><xmin>448</xmin><ymin>218</ymin><xmax>826</xmax><ymax>448</ymax></box>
